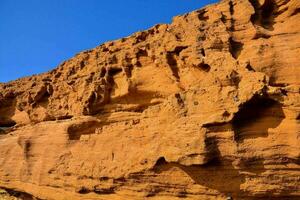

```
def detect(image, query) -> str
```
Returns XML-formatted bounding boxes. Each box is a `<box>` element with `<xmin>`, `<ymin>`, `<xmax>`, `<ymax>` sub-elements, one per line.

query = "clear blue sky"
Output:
<box><xmin>0</xmin><ymin>0</ymin><xmax>218</xmax><ymax>83</ymax></box>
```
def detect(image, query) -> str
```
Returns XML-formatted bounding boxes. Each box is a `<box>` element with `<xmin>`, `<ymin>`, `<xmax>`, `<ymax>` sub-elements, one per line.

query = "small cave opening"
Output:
<box><xmin>77</xmin><ymin>187</ymin><xmax>90</xmax><ymax>194</ymax></box>
<box><xmin>249</xmin><ymin>0</ymin><xmax>276</xmax><ymax>30</ymax></box>
<box><xmin>155</xmin><ymin>157</ymin><xmax>167</xmax><ymax>166</ymax></box>
<box><xmin>108</xmin><ymin>67</ymin><xmax>122</xmax><ymax>77</ymax></box>
<box><xmin>261</xmin><ymin>0</ymin><xmax>276</xmax><ymax>20</ymax></box>
<box><xmin>229</xmin><ymin>0</ymin><xmax>234</xmax><ymax>15</ymax></box>
<box><xmin>172</xmin><ymin>46</ymin><xmax>188</xmax><ymax>56</ymax></box>
<box><xmin>100</xmin><ymin>67</ymin><xmax>107</xmax><ymax>77</ymax></box>
<box><xmin>136</xmin><ymin>48</ymin><xmax>148</xmax><ymax>57</ymax></box>
<box><xmin>245</xmin><ymin>63</ymin><xmax>255</xmax><ymax>72</ymax></box>
<box><xmin>233</xmin><ymin>95</ymin><xmax>285</xmax><ymax>142</ymax></box>
<box><xmin>203</xmin><ymin>136</ymin><xmax>222</xmax><ymax>166</ymax></box>
<box><xmin>249</xmin><ymin>0</ymin><xmax>260</xmax><ymax>24</ymax></box>
<box><xmin>166</xmin><ymin>53</ymin><xmax>180</xmax><ymax>80</ymax></box>
<box><xmin>260</xmin><ymin>0</ymin><xmax>276</xmax><ymax>30</ymax></box>
<box><xmin>197</xmin><ymin>10</ymin><xmax>209</xmax><ymax>21</ymax></box>
<box><xmin>200</xmin><ymin>48</ymin><xmax>206</xmax><ymax>57</ymax></box>
<box><xmin>229</xmin><ymin>37</ymin><xmax>244</xmax><ymax>59</ymax></box>
<box><xmin>37</xmin><ymin>90</ymin><xmax>51</xmax><ymax>105</ymax></box>
<box><xmin>198</xmin><ymin>63</ymin><xmax>211</xmax><ymax>72</ymax></box>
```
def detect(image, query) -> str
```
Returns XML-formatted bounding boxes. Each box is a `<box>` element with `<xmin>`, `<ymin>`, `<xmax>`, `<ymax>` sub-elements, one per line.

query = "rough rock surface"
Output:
<box><xmin>0</xmin><ymin>0</ymin><xmax>299</xmax><ymax>199</ymax></box>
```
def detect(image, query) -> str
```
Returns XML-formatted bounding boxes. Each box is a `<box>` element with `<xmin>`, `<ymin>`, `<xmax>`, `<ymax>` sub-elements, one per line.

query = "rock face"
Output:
<box><xmin>0</xmin><ymin>0</ymin><xmax>299</xmax><ymax>199</ymax></box>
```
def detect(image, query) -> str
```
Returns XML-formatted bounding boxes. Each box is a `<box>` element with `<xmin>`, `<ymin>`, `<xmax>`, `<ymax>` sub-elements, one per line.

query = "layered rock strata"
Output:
<box><xmin>0</xmin><ymin>0</ymin><xmax>299</xmax><ymax>199</ymax></box>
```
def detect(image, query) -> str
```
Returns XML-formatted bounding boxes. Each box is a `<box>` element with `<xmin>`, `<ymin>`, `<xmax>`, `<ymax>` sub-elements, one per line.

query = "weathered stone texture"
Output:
<box><xmin>0</xmin><ymin>0</ymin><xmax>299</xmax><ymax>199</ymax></box>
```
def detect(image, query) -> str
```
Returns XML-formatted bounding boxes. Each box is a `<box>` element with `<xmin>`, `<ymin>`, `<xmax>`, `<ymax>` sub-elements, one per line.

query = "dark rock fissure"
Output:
<box><xmin>166</xmin><ymin>52</ymin><xmax>180</xmax><ymax>80</ymax></box>
<box><xmin>249</xmin><ymin>0</ymin><xmax>277</xmax><ymax>30</ymax></box>
<box><xmin>229</xmin><ymin>37</ymin><xmax>244</xmax><ymax>59</ymax></box>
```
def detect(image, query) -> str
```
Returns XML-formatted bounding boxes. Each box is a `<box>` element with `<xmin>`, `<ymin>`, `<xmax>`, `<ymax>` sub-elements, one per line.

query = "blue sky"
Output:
<box><xmin>0</xmin><ymin>0</ymin><xmax>218</xmax><ymax>83</ymax></box>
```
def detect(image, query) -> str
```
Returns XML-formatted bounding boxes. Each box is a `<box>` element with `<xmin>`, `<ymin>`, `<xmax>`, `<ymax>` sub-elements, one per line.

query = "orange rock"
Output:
<box><xmin>0</xmin><ymin>0</ymin><xmax>299</xmax><ymax>199</ymax></box>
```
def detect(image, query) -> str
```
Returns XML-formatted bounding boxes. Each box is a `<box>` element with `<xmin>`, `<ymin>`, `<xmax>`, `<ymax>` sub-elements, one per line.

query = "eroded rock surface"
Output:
<box><xmin>0</xmin><ymin>0</ymin><xmax>299</xmax><ymax>199</ymax></box>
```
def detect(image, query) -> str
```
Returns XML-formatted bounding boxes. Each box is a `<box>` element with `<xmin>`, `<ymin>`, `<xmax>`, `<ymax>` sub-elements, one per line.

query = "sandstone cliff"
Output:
<box><xmin>0</xmin><ymin>0</ymin><xmax>299</xmax><ymax>199</ymax></box>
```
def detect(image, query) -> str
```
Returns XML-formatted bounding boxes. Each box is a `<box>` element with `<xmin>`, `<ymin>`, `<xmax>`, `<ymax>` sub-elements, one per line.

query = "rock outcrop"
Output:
<box><xmin>0</xmin><ymin>0</ymin><xmax>299</xmax><ymax>199</ymax></box>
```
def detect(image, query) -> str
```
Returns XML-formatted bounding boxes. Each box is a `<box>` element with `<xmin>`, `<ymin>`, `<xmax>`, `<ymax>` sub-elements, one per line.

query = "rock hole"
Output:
<box><xmin>229</xmin><ymin>0</ymin><xmax>234</xmax><ymax>15</ymax></box>
<box><xmin>203</xmin><ymin>135</ymin><xmax>223</xmax><ymax>166</ymax></box>
<box><xmin>67</xmin><ymin>121</ymin><xmax>99</xmax><ymax>140</ymax></box>
<box><xmin>223</xmin><ymin>111</ymin><xmax>231</xmax><ymax>118</ymax></box>
<box><xmin>155</xmin><ymin>157</ymin><xmax>167</xmax><ymax>166</ymax></box>
<box><xmin>136</xmin><ymin>48</ymin><xmax>148</xmax><ymax>57</ymax></box>
<box><xmin>200</xmin><ymin>48</ymin><xmax>206</xmax><ymax>57</ymax></box>
<box><xmin>108</xmin><ymin>67</ymin><xmax>122</xmax><ymax>76</ymax></box>
<box><xmin>102</xmin><ymin>47</ymin><xmax>109</xmax><ymax>52</ymax></box>
<box><xmin>107</xmin><ymin>55</ymin><xmax>118</xmax><ymax>65</ymax></box>
<box><xmin>250</xmin><ymin>0</ymin><xmax>261</xmax><ymax>24</ymax></box>
<box><xmin>221</xmin><ymin>13</ymin><xmax>227</xmax><ymax>23</ymax></box>
<box><xmin>135</xmin><ymin>32</ymin><xmax>147</xmax><ymax>42</ymax></box>
<box><xmin>228</xmin><ymin>0</ymin><xmax>236</xmax><ymax>31</ymax></box>
<box><xmin>198</xmin><ymin>34</ymin><xmax>206</xmax><ymax>41</ymax></box>
<box><xmin>176</xmin><ymin>190</ymin><xmax>187</xmax><ymax>198</ymax></box>
<box><xmin>229</xmin><ymin>70</ymin><xmax>240</xmax><ymax>86</ymax></box>
<box><xmin>77</xmin><ymin>187</ymin><xmax>90</xmax><ymax>194</ymax></box>
<box><xmin>249</xmin><ymin>0</ymin><xmax>276</xmax><ymax>30</ymax></box>
<box><xmin>100</xmin><ymin>68</ymin><xmax>107</xmax><ymax>77</ymax></box>
<box><xmin>233</xmin><ymin>96</ymin><xmax>285</xmax><ymax>142</ymax></box>
<box><xmin>54</xmin><ymin>72</ymin><xmax>62</xmax><ymax>78</ymax></box>
<box><xmin>166</xmin><ymin>53</ymin><xmax>180</xmax><ymax>80</ymax></box>
<box><xmin>245</xmin><ymin>63</ymin><xmax>255</xmax><ymax>71</ymax></box>
<box><xmin>86</xmin><ymin>92</ymin><xmax>96</xmax><ymax>107</ymax></box>
<box><xmin>175</xmin><ymin>34</ymin><xmax>182</xmax><ymax>41</ymax></box>
<box><xmin>99</xmin><ymin>176</ymin><xmax>109</xmax><ymax>181</ymax></box>
<box><xmin>197</xmin><ymin>10</ymin><xmax>209</xmax><ymax>20</ymax></box>
<box><xmin>123</xmin><ymin>64</ymin><xmax>133</xmax><ymax>78</ymax></box>
<box><xmin>175</xmin><ymin>93</ymin><xmax>184</xmax><ymax>106</ymax></box>
<box><xmin>38</xmin><ymin>90</ymin><xmax>51</xmax><ymax>104</ymax></box>
<box><xmin>261</xmin><ymin>0</ymin><xmax>276</xmax><ymax>21</ymax></box>
<box><xmin>229</xmin><ymin>37</ymin><xmax>244</xmax><ymax>59</ymax></box>
<box><xmin>79</xmin><ymin>60</ymin><xmax>85</xmax><ymax>69</ymax></box>
<box><xmin>172</xmin><ymin>46</ymin><xmax>188</xmax><ymax>56</ymax></box>
<box><xmin>198</xmin><ymin>63</ymin><xmax>211</xmax><ymax>72</ymax></box>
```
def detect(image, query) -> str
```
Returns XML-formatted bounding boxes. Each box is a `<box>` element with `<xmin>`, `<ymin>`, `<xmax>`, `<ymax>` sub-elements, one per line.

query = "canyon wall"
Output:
<box><xmin>0</xmin><ymin>0</ymin><xmax>299</xmax><ymax>199</ymax></box>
